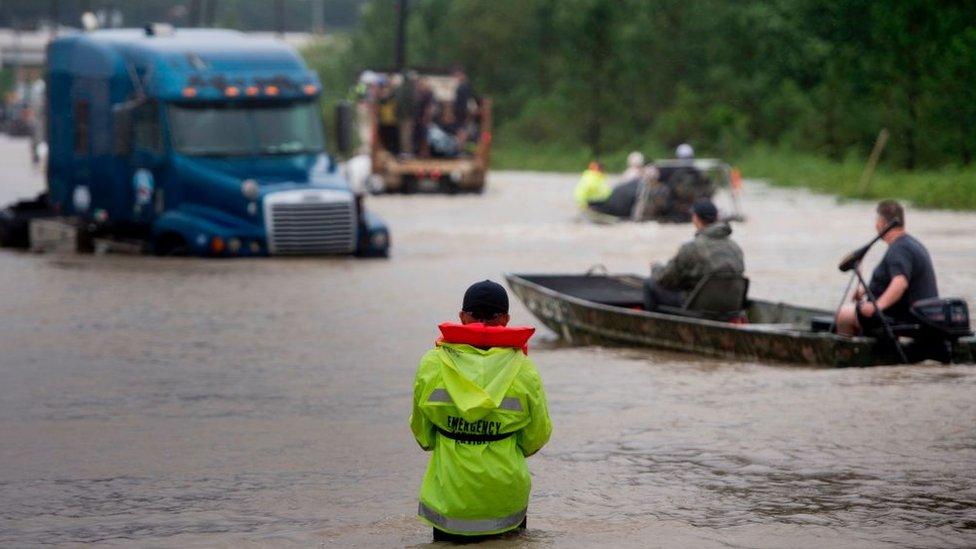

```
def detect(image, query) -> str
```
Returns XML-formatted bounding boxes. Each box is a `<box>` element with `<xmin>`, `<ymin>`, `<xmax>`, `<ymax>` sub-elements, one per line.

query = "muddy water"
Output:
<box><xmin>1</xmin><ymin>139</ymin><xmax>975</xmax><ymax>547</ymax></box>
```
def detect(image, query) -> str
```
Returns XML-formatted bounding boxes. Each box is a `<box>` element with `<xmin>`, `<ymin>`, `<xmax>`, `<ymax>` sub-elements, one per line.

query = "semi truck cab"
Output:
<box><xmin>44</xmin><ymin>26</ymin><xmax>389</xmax><ymax>257</ymax></box>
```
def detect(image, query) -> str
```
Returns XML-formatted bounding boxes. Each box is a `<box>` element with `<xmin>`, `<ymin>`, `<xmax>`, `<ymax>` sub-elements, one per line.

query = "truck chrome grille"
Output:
<box><xmin>264</xmin><ymin>190</ymin><xmax>357</xmax><ymax>255</ymax></box>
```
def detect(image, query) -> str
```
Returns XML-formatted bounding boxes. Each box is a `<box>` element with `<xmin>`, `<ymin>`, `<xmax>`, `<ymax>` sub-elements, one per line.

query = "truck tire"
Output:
<box><xmin>401</xmin><ymin>175</ymin><xmax>418</xmax><ymax>194</ymax></box>
<box><xmin>153</xmin><ymin>233</ymin><xmax>188</xmax><ymax>256</ymax></box>
<box><xmin>441</xmin><ymin>176</ymin><xmax>461</xmax><ymax>195</ymax></box>
<box><xmin>0</xmin><ymin>194</ymin><xmax>52</xmax><ymax>248</ymax></box>
<box><xmin>0</xmin><ymin>208</ymin><xmax>28</xmax><ymax>248</ymax></box>
<box><xmin>465</xmin><ymin>173</ymin><xmax>487</xmax><ymax>194</ymax></box>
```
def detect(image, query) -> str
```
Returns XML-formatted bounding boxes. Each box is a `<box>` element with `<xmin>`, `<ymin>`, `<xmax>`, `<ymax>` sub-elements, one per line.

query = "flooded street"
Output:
<box><xmin>1</xmin><ymin>134</ymin><xmax>975</xmax><ymax>547</ymax></box>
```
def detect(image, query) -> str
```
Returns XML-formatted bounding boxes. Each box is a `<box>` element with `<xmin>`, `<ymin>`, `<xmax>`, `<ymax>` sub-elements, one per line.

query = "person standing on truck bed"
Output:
<box><xmin>411</xmin><ymin>280</ymin><xmax>552</xmax><ymax>542</ymax></box>
<box><xmin>396</xmin><ymin>71</ymin><xmax>417</xmax><ymax>157</ymax></box>
<box><xmin>414</xmin><ymin>78</ymin><xmax>434</xmax><ymax>157</ymax></box>
<box><xmin>377</xmin><ymin>78</ymin><xmax>400</xmax><ymax>153</ymax></box>
<box><xmin>452</xmin><ymin>67</ymin><xmax>478</xmax><ymax>147</ymax></box>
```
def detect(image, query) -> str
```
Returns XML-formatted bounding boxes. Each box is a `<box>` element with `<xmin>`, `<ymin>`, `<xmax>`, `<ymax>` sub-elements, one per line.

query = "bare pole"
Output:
<box><xmin>312</xmin><ymin>0</ymin><xmax>325</xmax><ymax>35</ymax></box>
<box><xmin>275</xmin><ymin>0</ymin><xmax>285</xmax><ymax>38</ymax></box>
<box><xmin>12</xmin><ymin>18</ymin><xmax>23</xmax><ymax>88</ymax></box>
<box><xmin>188</xmin><ymin>0</ymin><xmax>202</xmax><ymax>27</ymax></box>
<box><xmin>858</xmin><ymin>128</ymin><xmax>890</xmax><ymax>195</ymax></box>
<box><xmin>49</xmin><ymin>0</ymin><xmax>59</xmax><ymax>40</ymax></box>
<box><xmin>395</xmin><ymin>0</ymin><xmax>407</xmax><ymax>72</ymax></box>
<box><xmin>204</xmin><ymin>0</ymin><xmax>217</xmax><ymax>27</ymax></box>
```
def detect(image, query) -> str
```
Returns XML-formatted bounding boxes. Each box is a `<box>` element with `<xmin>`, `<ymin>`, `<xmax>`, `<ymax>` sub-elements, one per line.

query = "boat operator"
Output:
<box><xmin>576</xmin><ymin>156</ymin><xmax>655</xmax><ymax>219</ymax></box>
<box><xmin>835</xmin><ymin>200</ymin><xmax>939</xmax><ymax>336</ymax></box>
<box><xmin>410</xmin><ymin>280</ymin><xmax>552</xmax><ymax>542</ymax></box>
<box><xmin>574</xmin><ymin>161</ymin><xmax>611</xmax><ymax>209</ymax></box>
<box><xmin>643</xmin><ymin>199</ymin><xmax>745</xmax><ymax>310</ymax></box>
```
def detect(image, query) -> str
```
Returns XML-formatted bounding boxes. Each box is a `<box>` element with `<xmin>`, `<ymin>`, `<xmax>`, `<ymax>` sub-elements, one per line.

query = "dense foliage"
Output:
<box><xmin>335</xmin><ymin>0</ymin><xmax>976</xmax><ymax>171</ymax></box>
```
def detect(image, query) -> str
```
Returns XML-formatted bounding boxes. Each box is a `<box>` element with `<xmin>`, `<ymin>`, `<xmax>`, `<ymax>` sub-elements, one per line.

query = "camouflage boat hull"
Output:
<box><xmin>506</xmin><ymin>273</ymin><xmax>976</xmax><ymax>368</ymax></box>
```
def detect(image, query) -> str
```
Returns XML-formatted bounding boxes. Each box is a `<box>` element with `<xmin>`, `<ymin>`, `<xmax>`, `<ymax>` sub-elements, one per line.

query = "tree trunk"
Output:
<box><xmin>275</xmin><ymin>0</ymin><xmax>285</xmax><ymax>37</ymax></box>
<box><xmin>395</xmin><ymin>0</ymin><xmax>407</xmax><ymax>72</ymax></box>
<box><xmin>584</xmin><ymin>2</ymin><xmax>612</xmax><ymax>157</ymax></box>
<box><xmin>188</xmin><ymin>0</ymin><xmax>201</xmax><ymax>27</ymax></box>
<box><xmin>904</xmin><ymin>80</ymin><xmax>918</xmax><ymax>170</ymax></box>
<box><xmin>204</xmin><ymin>0</ymin><xmax>217</xmax><ymax>27</ymax></box>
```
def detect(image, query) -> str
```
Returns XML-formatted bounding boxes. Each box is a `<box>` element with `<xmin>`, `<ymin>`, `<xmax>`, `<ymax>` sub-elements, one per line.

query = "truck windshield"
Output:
<box><xmin>168</xmin><ymin>101</ymin><xmax>324</xmax><ymax>156</ymax></box>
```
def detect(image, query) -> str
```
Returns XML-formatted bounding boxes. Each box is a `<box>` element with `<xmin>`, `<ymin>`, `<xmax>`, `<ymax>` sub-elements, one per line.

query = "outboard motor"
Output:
<box><xmin>902</xmin><ymin>298</ymin><xmax>974</xmax><ymax>363</ymax></box>
<box><xmin>911</xmin><ymin>298</ymin><xmax>973</xmax><ymax>338</ymax></box>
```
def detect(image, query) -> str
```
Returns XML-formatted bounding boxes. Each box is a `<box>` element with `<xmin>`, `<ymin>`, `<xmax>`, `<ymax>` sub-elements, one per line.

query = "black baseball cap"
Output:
<box><xmin>462</xmin><ymin>280</ymin><xmax>509</xmax><ymax>319</ymax></box>
<box><xmin>691</xmin><ymin>198</ymin><xmax>718</xmax><ymax>223</ymax></box>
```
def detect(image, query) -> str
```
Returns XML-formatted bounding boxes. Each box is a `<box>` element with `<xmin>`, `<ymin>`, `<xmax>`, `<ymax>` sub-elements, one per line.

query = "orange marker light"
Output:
<box><xmin>264</xmin><ymin>85</ymin><xmax>279</xmax><ymax>96</ymax></box>
<box><xmin>210</xmin><ymin>236</ymin><xmax>225</xmax><ymax>254</ymax></box>
<box><xmin>303</xmin><ymin>84</ymin><xmax>318</xmax><ymax>95</ymax></box>
<box><xmin>225</xmin><ymin>86</ymin><xmax>240</xmax><ymax>97</ymax></box>
<box><xmin>181</xmin><ymin>87</ymin><xmax>197</xmax><ymax>98</ymax></box>
<box><xmin>245</xmin><ymin>86</ymin><xmax>259</xmax><ymax>97</ymax></box>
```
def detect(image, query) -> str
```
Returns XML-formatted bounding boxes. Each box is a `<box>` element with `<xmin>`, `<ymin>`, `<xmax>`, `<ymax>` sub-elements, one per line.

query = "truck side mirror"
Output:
<box><xmin>335</xmin><ymin>101</ymin><xmax>354</xmax><ymax>157</ymax></box>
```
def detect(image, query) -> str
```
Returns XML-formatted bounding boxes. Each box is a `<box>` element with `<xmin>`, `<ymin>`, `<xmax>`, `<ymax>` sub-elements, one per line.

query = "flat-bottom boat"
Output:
<box><xmin>506</xmin><ymin>273</ymin><xmax>976</xmax><ymax>367</ymax></box>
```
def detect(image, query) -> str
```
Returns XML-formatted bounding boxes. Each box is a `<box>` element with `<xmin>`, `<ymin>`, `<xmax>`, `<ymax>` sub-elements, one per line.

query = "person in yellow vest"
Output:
<box><xmin>411</xmin><ymin>280</ymin><xmax>552</xmax><ymax>542</ymax></box>
<box><xmin>376</xmin><ymin>78</ymin><xmax>400</xmax><ymax>153</ymax></box>
<box><xmin>574</xmin><ymin>161</ymin><xmax>611</xmax><ymax>209</ymax></box>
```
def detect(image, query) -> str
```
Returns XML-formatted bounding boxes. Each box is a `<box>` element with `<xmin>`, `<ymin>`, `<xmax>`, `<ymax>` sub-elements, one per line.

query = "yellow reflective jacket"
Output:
<box><xmin>574</xmin><ymin>168</ymin><xmax>611</xmax><ymax>208</ymax></box>
<box><xmin>410</xmin><ymin>324</ymin><xmax>552</xmax><ymax>536</ymax></box>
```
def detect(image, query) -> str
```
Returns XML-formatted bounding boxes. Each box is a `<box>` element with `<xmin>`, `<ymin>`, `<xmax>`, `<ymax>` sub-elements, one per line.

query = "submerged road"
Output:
<box><xmin>1</xmin><ymin>134</ymin><xmax>975</xmax><ymax>547</ymax></box>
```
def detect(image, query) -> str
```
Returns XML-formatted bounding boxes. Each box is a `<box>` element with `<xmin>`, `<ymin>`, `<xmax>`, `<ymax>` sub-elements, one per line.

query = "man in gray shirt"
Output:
<box><xmin>835</xmin><ymin>200</ymin><xmax>939</xmax><ymax>336</ymax></box>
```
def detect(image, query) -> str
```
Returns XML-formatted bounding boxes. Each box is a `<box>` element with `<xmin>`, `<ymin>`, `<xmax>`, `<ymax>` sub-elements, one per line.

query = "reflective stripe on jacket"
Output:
<box><xmin>410</xmin><ymin>340</ymin><xmax>552</xmax><ymax>536</ymax></box>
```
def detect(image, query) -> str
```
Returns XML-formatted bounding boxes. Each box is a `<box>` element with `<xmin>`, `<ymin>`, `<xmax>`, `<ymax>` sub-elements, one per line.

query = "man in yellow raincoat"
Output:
<box><xmin>574</xmin><ymin>161</ymin><xmax>611</xmax><ymax>208</ymax></box>
<box><xmin>411</xmin><ymin>280</ymin><xmax>552</xmax><ymax>542</ymax></box>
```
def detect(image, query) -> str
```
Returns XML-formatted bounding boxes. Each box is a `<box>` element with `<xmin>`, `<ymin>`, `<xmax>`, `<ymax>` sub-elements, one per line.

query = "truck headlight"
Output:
<box><xmin>241</xmin><ymin>179</ymin><xmax>260</xmax><ymax>200</ymax></box>
<box><xmin>370</xmin><ymin>231</ymin><xmax>388</xmax><ymax>249</ymax></box>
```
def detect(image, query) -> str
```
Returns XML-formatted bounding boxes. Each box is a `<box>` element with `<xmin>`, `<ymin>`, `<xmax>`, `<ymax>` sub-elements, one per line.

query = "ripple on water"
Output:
<box><xmin>547</xmin><ymin>437</ymin><xmax>976</xmax><ymax>533</ymax></box>
<box><xmin>0</xmin><ymin>472</ymin><xmax>351</xmax><ymax>545</ymax></box>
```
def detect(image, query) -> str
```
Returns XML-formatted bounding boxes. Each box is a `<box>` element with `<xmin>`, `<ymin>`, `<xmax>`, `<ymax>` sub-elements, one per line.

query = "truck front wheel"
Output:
<box><xmin>153</xmin><ymin>233</ymin><xmax>188</xmax><ymax>256</ymax></box>
<box><xmin>0</xmin><ymin>194</ymin><xmax>52</xmax><ymax>248</ymax></box>
<box><xmin>0</xmin><ymin>209</ymin><xmax>27</xmax><ymax>248</ymax></box>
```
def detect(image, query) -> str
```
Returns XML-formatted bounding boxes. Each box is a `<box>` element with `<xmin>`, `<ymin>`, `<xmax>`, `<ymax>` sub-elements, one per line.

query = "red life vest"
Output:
<box><xmin>437</xmin><ymin>322</ymin><xmax>535</xmax><ymax>355</ymax></box>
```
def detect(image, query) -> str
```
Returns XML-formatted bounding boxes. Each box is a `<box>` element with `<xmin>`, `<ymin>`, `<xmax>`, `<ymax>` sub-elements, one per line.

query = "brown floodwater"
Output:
<box><xmin>1</xmin><ymin>136</ymin><xmax>975</xmax><ymax>547</ymax></box>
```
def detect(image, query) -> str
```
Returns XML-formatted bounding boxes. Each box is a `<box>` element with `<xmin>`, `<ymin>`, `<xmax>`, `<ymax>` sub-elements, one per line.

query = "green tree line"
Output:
<box><xmin>317</xmin><ymin>0</ymin><xmax>976</xmax><ymax>171</ymax></box>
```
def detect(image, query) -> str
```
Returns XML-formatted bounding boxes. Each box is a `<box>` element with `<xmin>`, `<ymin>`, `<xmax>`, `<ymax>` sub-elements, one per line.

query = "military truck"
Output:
<box><xmin>358</xmin><ymin>71</ymin><xmax>492</xmax><ymax>194</ymax></box>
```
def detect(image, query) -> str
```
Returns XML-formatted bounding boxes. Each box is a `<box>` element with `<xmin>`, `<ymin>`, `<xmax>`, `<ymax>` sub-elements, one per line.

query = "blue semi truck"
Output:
<box><xmin>1</xmin><ymin>26</ymin><xmax>389</xmax><ymax>257</ymax></box>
